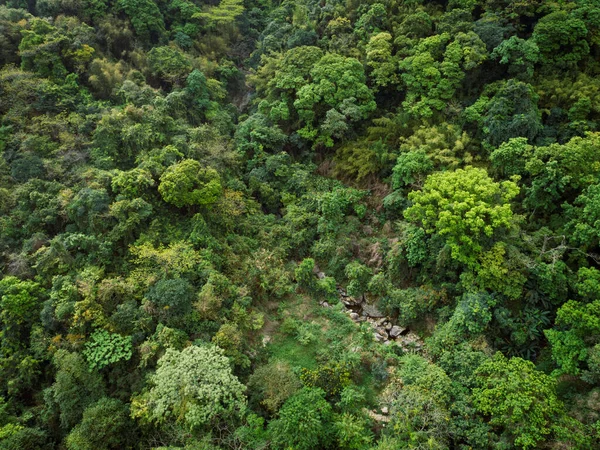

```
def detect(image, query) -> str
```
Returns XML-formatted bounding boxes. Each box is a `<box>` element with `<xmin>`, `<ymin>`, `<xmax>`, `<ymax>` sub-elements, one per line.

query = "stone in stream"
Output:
<box><xmin>362</xmin><ymin>304</ymin><xmax>385</xmax><ymax>318</ymax></box>
<box><xmin>389</xmin><ymin>325</ymin><xmax>406</xmax><ymax>338</ymax></box>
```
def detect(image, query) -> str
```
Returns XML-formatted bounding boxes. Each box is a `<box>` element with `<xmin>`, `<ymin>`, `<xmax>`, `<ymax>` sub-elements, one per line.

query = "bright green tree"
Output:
<box><xmin>473</xmin><ymin>352</ymin><xmax>563</xmax><ymax>449</ymax></box>
<box><xmin>158</xmin><ymin>159</ymin><xmax>222</xmax><ymax>208</ymax></box>
<box><xmin>405</xmin><ymin>167</ymin><xmax>519</xmax><ymax>267</ymax></box>
<box><xmin>82</xmin><ymin>330</ymin><xmax>133</xmax><ymax>371</ymax></box>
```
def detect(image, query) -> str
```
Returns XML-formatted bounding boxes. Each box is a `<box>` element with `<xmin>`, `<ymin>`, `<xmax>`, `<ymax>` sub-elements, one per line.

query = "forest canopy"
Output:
<box><xmin>2</xmin><ymin>0</ymin><xmax>600</xmax><ymax>449</ymax></box>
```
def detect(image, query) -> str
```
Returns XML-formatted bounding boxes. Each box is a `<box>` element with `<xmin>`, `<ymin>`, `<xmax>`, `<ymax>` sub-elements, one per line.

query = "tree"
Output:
<box><xmin>158</xmin><ymin>159</ymin><xmax>222</xmax><ymax>208</ymax></box>
<box><xmin>544</xmin><ymin>300</ymin><xmax>600</xmax><ymax>377</ymax></box>
<box><xmin>111</xmin><ymin>168</ymin><xmax>155</xmax><ymax>199</ymax></box>
<box><xmin>533</xmin><ymin>10</ymin><xmax>589</xmax><ymax>70</ymax></box>
<box><xmin>466</xmin><ymin>79</ymin><xmax>542</xmax><ymax>148</ymax></box>
<box><xmin>334</xmin><ymin>413</ymin><xmax>374</xmax><ymax>450</ymax></box>
<box><xmin>82</xmin><ymin>330</ymin><xmax>133</xmax><ymax>371</ymax></box>
<box><xmin>144</xmin><ymin>278</ymin><xmax>194</xmax><ymax>316</ymax></box>
<box><xmin>490</xmin><ymin>137</ymin><xmax>532</xmax><ymax>177</ymax></box>
<box><xmin>366</xmin><ymin>32</ymin><xmax>398</xmax><ymax>89</ymax></box>
<box><xmin>567</xmin><ymin>183</ymin><xmax>600</xmax><ymax>250</ymax></box>
<box><xmin>405</xmin><ymin>167</ymin><xmax>519</xmax><ymax>267</ymax></box>
<box><xmin>386</xmin><ymin>385</ymin><xmax>450</xmax><ymax>449</ymax></box>
<box><xmin>131</xmin><ymin>345</ymin><xmax>246</xmax><ymax>430</ymax></box>
<box><xmin>294</xmin><ymin>53</ymin><xmax>376</xmax><ymax>147</ymax></box>
<box><xmin>117</xmin><ymin>0</ymin><xmax>165</xmax><ymax>42</ymax></box>
<box><xmin>147</xmin><ymin>46</ymin><xmax>192</xmax><ymax>85</ymax></box>
<box><xmin>391</xmin><ymin>150</ymin><xmax>433</xmax><ymax>189</ymax></box>
<box><xmin>473</xmin><ymin>352</ymin><xmax>563</xmax><ymax>449</ymax></box>
<box><xmin>491</xmin><ymin>36</ymin><xmax>539</xmax><ymax>80</ymax></box>
<box><xmin>268</xmin><ymin>388</ymin><xmax>334</xmax><ymax>450</ymax></box>
<box><xmin>248</xmin><ymin>361</ymin><xmax>302</xmax><ymax>414</ymax></box>
<box><xmin>0</xmin><ymin>276</ymin><xmax>43</xmax><ymax>397</ymax></box>
<box><xmin>399</xmin><ymin>32</ymin><xmax>487</xmax><ymax>118</ymax></box>
<box><xmin>193</xmin><ymin>0</ymin><xmax>244</xmax><ymax>29</ymax></box>
<box><xmin>449</xmin><ymin>292</ymin><xmax>496</xmax><ymax>336</ymax></box>
<box><xmin>45</xmin><ymin>350</ymin><xmax>105</xmax><ymax>430</ymax></box>
<box><xmin>65</xmin><ymin>398</ymin><xmax>133</xmax><ymax>450</ymax></box>
<box><xmin>524</xmin><ymin>133</ymin><xmax>600</xmax><ymax>214</ymax></box>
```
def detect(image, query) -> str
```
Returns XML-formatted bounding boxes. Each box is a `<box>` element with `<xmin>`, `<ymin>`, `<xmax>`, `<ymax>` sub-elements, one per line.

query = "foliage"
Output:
<box><xmin>3</xmin><ymin>0</ymin><xmax>600</xmax><ymax>448</ymax></box>
<box><xmin>473</xmin><ymin>352</ymin><xmax>563</xmax><ymax>449</ymax></box>
<box><xmin>545</xmin><ymin>300</ymin><xmax>600</xmax><ymax>377</ymax></box>
<box><xmin>405</xmin><ymin>166</ymin><xmax>519</xmax><ymax>267</ymax></box>
<box><xmin>158</xmin><ymin>159</ymin><xmax>222</xmax><ymax>208</ymax></box>
<box><xmin>65</xmin><ymin>398</ymin><xmax>133</xmax><ymax>450</ymax></box>
<box><xmin>131</xmin><ymin>345</ymin><xmax>246</xmax><ymax>430</ymax></box>
<box><xmin>300</xmin><ymin>361</ymin><xmax>351</xmax><ymax>397</ymax></box>
<box><xmin>82</xmin><ymin>330</ymin><xmax>133</xmax><ymax>371</ymax></box>
<box><xmin>248</xmin><ymin>361</ymin><xmax>301</xmax><ymax>414</ymax></box>
<box><xmin>267</xmin><ymin>388</ymin><xmax>334</xmax><ymax>450</ymax></box>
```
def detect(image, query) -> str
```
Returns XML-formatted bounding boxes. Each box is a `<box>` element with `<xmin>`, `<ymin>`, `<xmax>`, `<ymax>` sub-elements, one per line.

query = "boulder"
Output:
<box><xmin>389</xmin><ymin>325</ymin><xmax>406</xmax><ymax>338</ymax></box>
<box><xmin>362</xmin><ymin>304</ymin><xmax>385</xmax><ymax>318</ymax></box>
<box><xmin>349</xmin><ymin>312</ymin><xmax>360</xmax><ymax>321</ymax></box>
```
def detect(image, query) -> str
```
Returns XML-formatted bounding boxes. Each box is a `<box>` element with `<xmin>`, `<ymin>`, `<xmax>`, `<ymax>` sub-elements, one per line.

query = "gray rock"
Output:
<box><xmin>349</xmin><ymin>312</ymin><xmax>360</xmax><ymax>321</ymax></box>
<box><xmin>373</xmin><ymin>333</ymin><xmax>383</xmax><ymax>342</ymax></box>
<box><xmin>362</xmin><ymin>304</ymin><xmax>385</xmax><ymax>318</ymax></box>
<box><xmin>345</xmin><ymin>297</ymin><xmax>361</xmax><ymax>306</ymax></box>
<box><xmin>389</xmin><ymin>325</ymin><xmax>406</xmax><ymax>338</ymax></box>
<box><xmin>321</xmin><ymin>301</ymin><xmax>331</xmax><ymax>308</ymax></box>
<box><xmin>385</xmin><ymin>322</ymin><xmax>392</xmax><ymax>331</ymax></box>
<box><xmin>381</xmin><ymin>407</ymin><xmax>389</xmax><ymax>415</ymax></box>
<box><xmin>317</xmin><ymin>271</ymin><xmax>326</xmax><ymax>279</ymax></box>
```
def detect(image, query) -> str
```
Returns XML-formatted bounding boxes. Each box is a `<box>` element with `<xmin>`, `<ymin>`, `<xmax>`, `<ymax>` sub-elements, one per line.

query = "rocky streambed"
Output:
<box><xmin>317</xmin><ymin>276</ymin><xmax>424</xmax><ymax>352</ymax></box>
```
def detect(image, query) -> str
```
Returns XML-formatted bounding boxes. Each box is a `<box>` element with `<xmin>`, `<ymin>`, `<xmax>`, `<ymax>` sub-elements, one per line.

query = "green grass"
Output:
<box><xmin>267</xmin><ymin>334</ymin><xmax>319</xmax><ymax>370</ymax></box>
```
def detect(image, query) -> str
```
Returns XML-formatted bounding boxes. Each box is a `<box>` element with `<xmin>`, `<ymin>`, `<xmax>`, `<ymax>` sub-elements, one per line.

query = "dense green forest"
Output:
<box><xmin>2</xmin><ymin>0</ymin><xmax>600</xmax><ymax>448</ymax></box>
